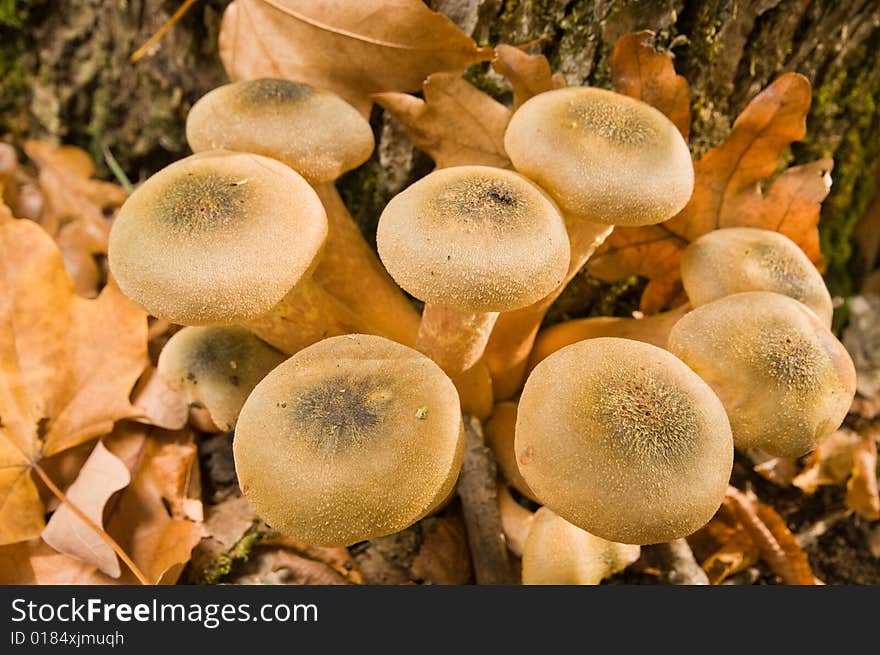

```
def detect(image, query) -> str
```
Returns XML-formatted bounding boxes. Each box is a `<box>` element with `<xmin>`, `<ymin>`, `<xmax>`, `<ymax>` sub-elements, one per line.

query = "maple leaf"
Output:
<box><xmin>0</xmin><ymin>216</ymin><xmax>148</xmax><ymax>545</ymax></box>
<box><xmin>375</xmin><ymin>73</ymin><xmax>512</xmax><ymax>169</ymax></box>
<box><xmin>588</xmin><ymin>34</ymin><xmax>831</xmax><ymax>312</ymax></box>
<box><xmin>219</xmin><ymin>0</ymin><xmax>491</xmax><ymax>116</ymax></box>
<box><xmin>492</xmin><ymin>44</ymin><xmax>565</xmax><ymax>110</ymax></box>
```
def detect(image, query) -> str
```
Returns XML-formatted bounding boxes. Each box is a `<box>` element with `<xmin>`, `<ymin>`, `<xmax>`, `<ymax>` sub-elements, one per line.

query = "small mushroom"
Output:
<box><xmin>668</xmin><ymin>291</ymin><xmax>856</xmax><ymax>457</ymax></box>
<box><xmin>521</xmin><ymin>507</ymin><xmax>640</xmax><ymax>585</ymax></box>
<box><xmin>233</xmin><ymin>334</ymin><xmax>464</xmax><ymax>546</ymax></box>
<box><xmin>377</xmin><ymin>165</ymin><xmax>570</xmax><ymax>375</ymax></box>
<box><xmin>157</xmin><ymin>326</ymin><xmax>286</xmax><ymax>432</ymax></box>
<box><xmin>681</xmin><ymin>227</ymin><xmax>833</xmax><ymax>326</ymax></box>
<box><xmin>186</xmin><ymin>78</ymin><xmax>419</xmax><ymax>347</ymax></box>
<box><xmin>497</xmin><ymin>484</ymin><xmax>534</xmax><ymax>557</ymax></box>
<box><xmin>484</xmin><ymin>401</ymin><xmax>536</xmax><ymax>501</ymax></box>
<box><xmin>515</xmin><ymin>337</ymin><xmax>733</xmax><ymax>545</ymax></box>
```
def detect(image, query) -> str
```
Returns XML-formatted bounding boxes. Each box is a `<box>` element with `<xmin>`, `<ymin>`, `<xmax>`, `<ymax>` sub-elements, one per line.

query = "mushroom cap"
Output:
<box><xmin>668</xmin><ymin>291</ymin><xmax>856</xmax><ymax>457</ymax></box>
<box><xmin>157</xmin><ymin>326</ymin><xmax>286</xmax><ymax>432</ymax></box>
<box><xmin>504</xmin><ymin>87</ymin><xmax>694</xmax><ymax>225</ymax></box>
<box><xmin>108</xmin><ymin>150</ymin><xmax>327</xmax><ymax>325</ymax></box>
<box><xmin>515</xmin><ymin>337</ymin><xmax>733</xmax><ymax>545</ymax></box>
<box><xmin>186</xmin><ymin>79</ymin><xmax>374</xmax><ymax>184</ymax></box>
<box><xmin>233</xmin><ymin>334</ymin><xmax>464</xmax><ymax>546</ymax></box>
<box><xmin>682</xmin><ymin>228</ymin><xmax>833</xmax><ymax>326</ymax></box>
<box><xmin>376</xmin><ymin>166</ymin><xmax>570</xmax><ymax>312</ymax></box>
<box><xmin>522</xmin><ymin>507</ymin><xmax>640</xmax><ymax>585</ymax></box>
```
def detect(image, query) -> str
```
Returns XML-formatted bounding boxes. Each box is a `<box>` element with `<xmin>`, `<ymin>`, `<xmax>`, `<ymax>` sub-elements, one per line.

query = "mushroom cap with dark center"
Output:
<box><xmin>515</xmin><ymin>337</ymin><xmax>733</xmax><ymax>545</ymax></box>
<box><xmin>186</xmin><ymin>79</ymin><xmax>374</xmax><ymax>184</ymax></box>
<box><xmin>681</xmin><ymin>227</ymin><xmax>833</xmax><ymax>326</ymax></box>
<box><xmin>504</xmin><ymin>87</ymin><xmax>694</xmax><ymax>225</ymax></box>
<box><xmin>668</xmin><ymin>291</ymin><xmax>856</xmax><ymax>457</ymax></box>
<box><xmin>233</xmin><ymin>334</ymin><xmax>464</xmax><ymax>546</ymax></box>
<box><xmin>376</xmin><ymin>166</ymin><xmax>570</xmax><ymax>312</ymax></box>
<box><xmin>108</xmin><ymin>150</ymin><xmax>327</xmax><ymax>324</ymax></box>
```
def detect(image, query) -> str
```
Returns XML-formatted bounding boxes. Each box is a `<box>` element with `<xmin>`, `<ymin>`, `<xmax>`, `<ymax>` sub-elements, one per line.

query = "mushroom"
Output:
<box><xmin>521</xmin><ymin>507</ymin><xmax>641</xmax><ymax>585</ymax></box>
<box><xmin>667</xmin><ymin>291</ymin><xmax>856</xmax><ymax>457</ymax></box>
<box><xmin>497</xmin><ymin>484</ymin><xmax>534</xmax><ymax>557</ymax></box>
<box><xmin>515</xmin><ymin>337</ymin><xmax>733</xmax><ymax>545</ymax></box>
<box><xmin>485</xmin><ymin>86</ymin><xmax>695</xmax><ymax>398</ymax></box>
<box><xmin>376</xmin><ymin>165</ymin><xmax>570</xmax><ymax>375</ymax></box>
<box><xmin>157</xmin><ymin>326</ymin><xmax>286</xmax><ymax>432</ymax></box>
<box><xmin>186</xmin><ymin>78</ymin><xmax>419</xmax><ymax>347</ymax></box>
<box><xmin>233</xmin><ymin>334</ymin><xmax>464</xmax><ymax>546</ymax></box>
<box><xmin>484</xmin><ymin>401</ymin><xmax>536</xmax><ymax>501</ymax></box>
<box><xmin>681</xmin><ymin>227</ymin><xmax>834</xmax><ymax>326</ymax></box>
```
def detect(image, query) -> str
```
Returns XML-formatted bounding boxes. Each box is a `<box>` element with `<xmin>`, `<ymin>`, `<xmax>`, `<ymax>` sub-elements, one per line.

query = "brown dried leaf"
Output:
<box><xmin>410</xmin><ymin>515</ymin><xmax>472</xmax><ymax>584</ymax></box>
<box><xmin>0</xmin><ymin>217</ymin><xmax>147</xmax><ymax>545</ymax></box>
<box><xmin>219</xmin><ymin>0</ymin><xmax>490</xmax><ymax>115</ymax></box>
<box><xmin>492</xmin><ymin>44</ymin><xmax>565</xmax><ymax>110</ymax></box>
<box><xmin>131</xmin><ymin>366</ymin><xmax>189</xmax><ymax>430</ymax></box>
<box><xmin>41</xmin><ymin>441</ymin><xmax>130</xmax><ymax>577</ymax></box>
<box><xmin>793</xmin><ymin>429</ymin><xmax>862</xmax><ymax>494</ymax></box>
<box><xmin>846</xmin><ymin>435</ymin><xmax>880</xmax><ymax>520</ymax></box>
<box><xmin>375</xmin><ymin>73</ymin><xmax>511</xmax><ymax>169</ymax></box>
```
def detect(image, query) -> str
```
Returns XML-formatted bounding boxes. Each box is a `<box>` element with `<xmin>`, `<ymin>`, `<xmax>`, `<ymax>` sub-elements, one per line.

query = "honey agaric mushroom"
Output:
<box><xmin>485</xmin><ymin>86</ymin><xmax>695</xmax><ymax>398</ymax></box>
<box><xmin>498</xmin><ymin>484</ymin><xmax>534</xmax><ymax>557</ymax></box>
<box><xmin>157</xmin><ymin>326</ymin><xmax>286</xmax><ymax>432</ymax></box>
<box><xmin>377</xmin><ymin>165</ymin><xmax>570</xmax><ymax>375</ymax></box>
<box><xmin>186</xmin><ymin>78</ymin><xmax>419</xmax><ymax>347</ymax></box>
<box><xmin>668</xmin><ymin>291</ymin><xmax>856</xmax><ymax>457</ymax></box>
<box><xmin>485</xmin><ymin>401</ymin><xmax>536</xmax><ymax>501</ymax></box>
<box><xmin>681</xmin><ymin>227</ymin><xmax>834</xmax><ymax>326</ymax></box>
<box><xmin>233</xmin><ymin>334</ymin><xmax>464</xmax><ymax>547</ymax></box>
<box><xmin>521</xmin><ymin>508</ymin><xmax>641</xmax><ymax>585</ymax></box>
<box><xmin>516</xmin><ymin>337</ymin><xmax>732</xmax><ymax>545</ymax></box>
<box><xmin>109</xmin><ymin>150</ymin><xmax>330</xmax><ymax>335</ymax></box>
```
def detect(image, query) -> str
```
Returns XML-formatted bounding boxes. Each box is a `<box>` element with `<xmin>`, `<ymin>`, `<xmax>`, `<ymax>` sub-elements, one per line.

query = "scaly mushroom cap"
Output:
<box><xmin>108</xmin><ymin>150</ymin><xmax>327</xmax><ymax>325</ymax></box>
<box><xmin>377</xmin><ymin>166</ymin><xmax>570</xmax><ymax>312</ymax></box>
<box><xmin>682</xmin><ymin>228</ymin><xmax>834</xmax><ymax>326</ymax></box>
<box><xmin>522</xmin><ymin>508</ymin><xmax>640</xmax><ymax>585</ymax></box>
<box><xmin>516</xmin><ymin>337</ymin><xmax>733</xmax><ymax>545</ymax></box>
<box><xmin>504</xmin><ymin>87</ymin><xmax>693</xmax><ymax>225</ymax></box>
<box><xmin>186</xmin><ymin>79</ymin><xmax>374</xmax><ymax>184</ymax></box>
<box><xmin>668</xmin><ymin>291</ymin><xmax>856</xmax><ymax>457</ymax></box>
<box><xmin>233</xmin><ymin>334</ymin><xmax>464</xmax><ymax>546</ymax></box>
<box><xmin>157</xmin><ymin>326</ymin><xmax>286</xmax><ymax>432</ymax></box>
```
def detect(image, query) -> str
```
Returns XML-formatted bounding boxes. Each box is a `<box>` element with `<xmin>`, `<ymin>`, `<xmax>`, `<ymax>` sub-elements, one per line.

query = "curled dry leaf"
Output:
<box><xmin>219</xmin><ymin>0</ymin><xmax>490</xmax><ymax>116</ymax></box>
<box><xmin>0</xmin><ymin>216</ymin><xmax>148</xmax><ymax>545</ymax></box>
<box><xmin>492</xmin><ymin>44</ymin><xmax>565</xmax><ymax>110</ymax></box>
<box><xmin>846</xmin><ymin>434</ymin><xmax>880</xmax><ymax>521</ymax></box>
<box><xmin>375</xmin><ymin>73</ymin><xmax>511</xmax><ymax>169</ymax></box>
<box><xmin>130</xmin><ymin>366</ymin><xmax>189</xmax><ymax>431</ymax></box>
<box><xmin>793</xmin><ymin>429</ymin><xmax>862</xmax><ymax>493</ymax></box>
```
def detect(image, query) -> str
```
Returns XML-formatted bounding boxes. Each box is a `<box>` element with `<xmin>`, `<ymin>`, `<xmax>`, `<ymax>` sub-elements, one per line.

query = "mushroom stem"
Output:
<box><xmin>416</xmin><ymin>304</ymin><xmax>499</xmax><ymax>376</ymax></box>
<box><xmin>642</xmin><ymin>539</ymin><xmax>710</xmax><ymax>585</ymax></box>
<box><xmin>483</xmin><ymin>218</ymin><xmax>613</xmax><ymax>399</ymax></box>
<box><xmin>498</xmin><ymin>484</ymin><xmax>534</xmax><ymax>558</ymax></box>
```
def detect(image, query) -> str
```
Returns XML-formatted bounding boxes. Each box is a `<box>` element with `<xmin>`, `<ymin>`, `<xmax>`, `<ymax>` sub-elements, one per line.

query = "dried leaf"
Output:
<box><xmin>591</xmin><ymin>72</ymin><xmax>830</xmax><ymax>312</ymax></box>
<box><xmin>219</xmin><ymin>0</ymin><xmax>490</xmax><ymax>115</ymax></box>
<box><xmin>846</xmin><ymin>435</ymin><xmax>880</xmax><ymax>520</ymax></box>
<box><xmin>41</xmin><ymin>441</ymin><xmax>130</xmax><ymax>577</ymax></box>
<box><xmin>375</xmin><ymin>73</ymin><xmax>511</xmax><ymax>169</ymax></box>
<box><xmin>410</xmin><ymin>516</ymin><xmax>471</xmax><ymax>584</ymax></box>
<box><xmin>492</xmin><ymin>44</ymin><xmax>565</xmax><ymax>110</ymax></box>
<box><xmin>793</xmin><ymin>429</ymin><xmax>862</xmax><ymax>494</ymax></box>
<box><xmin>0</xmin><ymin>217</ymin><xmax>147</xmax><ymax>545</ymax></box>
<box><xmin>610</xmin><ymin>30</ymin><xmax>690</xmax><ymax>139</ymax></box>
<box><xmin>131</xmin><ymin>366</ymin><xmax>189</xmax><ymax>430</ymax></box>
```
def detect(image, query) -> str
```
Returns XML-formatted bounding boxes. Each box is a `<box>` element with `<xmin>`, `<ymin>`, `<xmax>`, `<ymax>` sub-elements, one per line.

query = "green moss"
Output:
<box><xmin>196</xmin><ymin>524</ymin><xmax>263</xmax><ymax>585</ymax></box>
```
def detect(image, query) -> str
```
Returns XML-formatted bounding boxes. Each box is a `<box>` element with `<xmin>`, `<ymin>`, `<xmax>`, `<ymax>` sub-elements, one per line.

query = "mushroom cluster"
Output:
<box><xmin>108</xmin><ymin>77</ymin><xmax>854</xmax><ymax>580</ymax></box>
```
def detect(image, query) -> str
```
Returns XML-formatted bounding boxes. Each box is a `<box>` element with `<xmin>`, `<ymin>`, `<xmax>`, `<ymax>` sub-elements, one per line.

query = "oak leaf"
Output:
<box><xmin>492</xmin><ymin>45</ymin><xmax>565</xmax><ymax>110</ymax></box>
<box><xmin>0</xmin><ymin>216</ymin><xmax>147</xmax><ymax>545</ymax></box>
<box><xmin>219</xmin><ymin>0</ymin><xmax>491</xmax><ymax>116</ymax></box>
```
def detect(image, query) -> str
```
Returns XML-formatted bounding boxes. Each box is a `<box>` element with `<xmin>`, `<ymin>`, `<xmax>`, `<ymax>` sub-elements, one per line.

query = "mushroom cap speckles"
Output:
<box><xmin>108</xmin><ymin>150</ymin><xmax>327</xmax><ymax>325</ymax></box>
<box><xmin>376</xmin><ymin>166</ymin><xmax>570</xmax><ymax>312</ymax></box>
<box><xmin>233</xmin><ymin>334</ymin><xmax>464</xmax><ymax>547</ymax></box>
<box><xmin>668</xmin><ymin>291</ymin><xmax>856</xmax><ymax>457</ymax></box>
<box><xmin>515</xmin><ymin>337</ymin><xmax>732</xmax><ymax>545</ymax></box>
<box><xmin>186</xmin><ymin>79</ymin><xmax>374</xmax><ymax>184</ymax></box>
<box><xmin>504</xmin><ymin>87</ymin><xmax>694</xmax><ymax>225</ymax></box>
<box><xmin>682</xmin><ymin>228</ymin><xmax>834</xmax><ymax>326</ymax></box>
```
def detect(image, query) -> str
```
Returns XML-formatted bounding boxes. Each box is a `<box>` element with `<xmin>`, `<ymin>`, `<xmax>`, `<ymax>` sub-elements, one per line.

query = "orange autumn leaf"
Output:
<box><xmin>492</xmin><ymin>45</ymin><xmax>565</xmax><ymax>110</ymax></box>
<box><xmin>0</xmin><ymin>216</ymin><xmax>148</xmax><ymax>545</ymax></box>
<box><xmin>846</xmin><ymin>435</ymin><xmax>880</xmax><ymax>521</ymax></box>
<box><xmin>375</xmin><ymin>73</ymin><xmax>512</xmax><ymax>169</ymax></box>
<box><xmin>219</xmin><ymin>0</ymin><xmax>490</xmax><ymax>116</ymax></box>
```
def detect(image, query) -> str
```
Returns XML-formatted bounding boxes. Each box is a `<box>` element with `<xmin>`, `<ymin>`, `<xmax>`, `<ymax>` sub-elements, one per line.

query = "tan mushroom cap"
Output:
<box><xmin>682</xmin><ymin>228</ymin><xmax>834</xmax><ymax>326</ymax></box>
<box><xmin>233</xmin><ymin>334</ymin><xmax>464</xmax><ymax>547</ymax></box>
<box><xmin>668</xmin><ymin>291</ymin><xmax>856</xmax><ymax>457</ymax></box>
<box><xmin>515</xmin><ymin>337</ymin><xmax>733</xmax><ymax>545</ymax></box>
<box><xmin>522</xmin><ymin>508</ymin><xmax>640</xmax><ymax>585</ymax></box>
<box><xmin>186</xmin><ymin>79</ymin><xmax>374</xmax><ymax>184</ymax></box>
<box><xmin>108</xmin><ymin>150</ymin><xmax>327</xmax><ymax>325</ymax></box>
<box><xmin>157</xmin><ymin>326</ymin><xmax>286</xmax><ymax>432</ymax></box>
<box><xmin>504</xmin><ymin>87</ymin><xmax>693</xmax><ymax>225</ymax></box>
<box><xmin>377</xmin><ymin>166</ymin><xmax>570</xmax><ymax>312</ymax></box>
